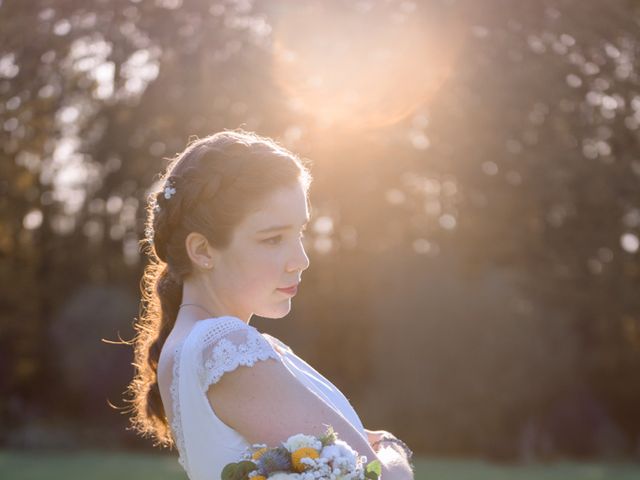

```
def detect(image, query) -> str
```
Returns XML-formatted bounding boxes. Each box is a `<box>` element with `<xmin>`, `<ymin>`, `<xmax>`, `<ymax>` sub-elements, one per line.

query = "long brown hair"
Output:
<box><xmin>125</xmin><ymin>129</ymin><xmax>312</xmax><ymax>447</ymax></box>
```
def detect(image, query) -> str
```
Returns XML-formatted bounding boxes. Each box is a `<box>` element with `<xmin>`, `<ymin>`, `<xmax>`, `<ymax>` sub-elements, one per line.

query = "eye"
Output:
<box><xmin>262</xmin><ymin>227</ymin><xmax>307</xmax><ymax>246</ymax></box>
<box><xmin>262</xmin><ymin>235</ymin><xmax>282</xmax><ymax>245</ymax></box>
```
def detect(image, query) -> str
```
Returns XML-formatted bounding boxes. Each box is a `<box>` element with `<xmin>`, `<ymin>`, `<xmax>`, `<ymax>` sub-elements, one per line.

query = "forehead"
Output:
<box><xmin>242</xmin><ymin>183</ymin><xmax>309</xmax><ymax>229</ymax></box>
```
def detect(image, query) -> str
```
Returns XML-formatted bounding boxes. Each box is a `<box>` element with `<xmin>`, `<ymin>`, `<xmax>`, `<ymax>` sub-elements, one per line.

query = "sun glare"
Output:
<box><xmin>270</xmin><ymin>2</ymin><xmax>463</xmax><ymax>132</ymax></box>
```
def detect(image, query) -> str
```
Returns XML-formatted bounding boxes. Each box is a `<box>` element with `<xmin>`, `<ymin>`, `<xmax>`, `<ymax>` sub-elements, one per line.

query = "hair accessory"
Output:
<box><xmin>163</xmin><ymin>178</ymin><xmax>177</xmax><ymax>199</ymax></box>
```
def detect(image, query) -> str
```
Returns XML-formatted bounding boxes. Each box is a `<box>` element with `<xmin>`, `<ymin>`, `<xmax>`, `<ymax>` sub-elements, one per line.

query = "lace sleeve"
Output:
<box><xmin>198</xmin><ymin>318</ymin><xmax>280</xmax><ymax>391</ymax></box>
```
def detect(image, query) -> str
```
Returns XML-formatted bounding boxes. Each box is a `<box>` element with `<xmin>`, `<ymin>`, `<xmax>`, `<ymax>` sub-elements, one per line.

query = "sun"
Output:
<box><xmin>270</xmin><ymin>1</ymin><xmax>464</xmax><ymax>133</ymax></box>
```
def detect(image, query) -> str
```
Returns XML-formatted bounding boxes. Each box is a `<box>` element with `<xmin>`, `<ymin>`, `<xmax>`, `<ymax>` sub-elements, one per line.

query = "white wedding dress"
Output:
<box><xmin>162</xmin><ymin>316</ymin><xmax>367</xmax><ymax>480</ymax></box>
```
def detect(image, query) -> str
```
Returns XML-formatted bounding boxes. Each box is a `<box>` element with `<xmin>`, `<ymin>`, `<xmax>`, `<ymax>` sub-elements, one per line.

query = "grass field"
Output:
<box><xmin>1</xmin><ymin>450</ymin><xmax>639</xmax><ymax>480</ymax></box>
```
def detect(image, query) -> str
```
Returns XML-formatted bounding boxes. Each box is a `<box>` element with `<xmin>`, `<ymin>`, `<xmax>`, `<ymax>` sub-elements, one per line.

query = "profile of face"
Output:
<box><xmin>188</xmin><ymin>181</ymin><xmax>310</xmax><ymax>321</ymax></box>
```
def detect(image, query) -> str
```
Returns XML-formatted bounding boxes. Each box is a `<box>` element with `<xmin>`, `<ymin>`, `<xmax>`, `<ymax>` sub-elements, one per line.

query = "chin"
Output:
<box><xmin>258</xmin><ymin>300</ymin><xmax>292</xmax><ymax>319</ymax></box>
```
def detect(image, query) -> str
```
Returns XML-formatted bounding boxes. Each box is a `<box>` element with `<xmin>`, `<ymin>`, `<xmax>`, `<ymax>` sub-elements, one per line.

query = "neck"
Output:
<box><xmin>181</xmin><ymin>275</ymin><xmax>251</xmax><ymax>324</ymax></box>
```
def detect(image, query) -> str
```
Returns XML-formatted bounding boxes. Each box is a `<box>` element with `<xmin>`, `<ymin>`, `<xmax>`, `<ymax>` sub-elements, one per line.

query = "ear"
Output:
<box><xmin>185</xmin><ymin>231</ymin><xmax>219</xmax><ymax>270</ymax></box>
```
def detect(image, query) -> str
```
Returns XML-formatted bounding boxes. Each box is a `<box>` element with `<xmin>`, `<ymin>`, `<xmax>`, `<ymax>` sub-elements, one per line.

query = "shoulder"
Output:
<box><xmin>196</xmin><ymin>317</ymin><xmax>280</xmax><ymax>389</ymax></box>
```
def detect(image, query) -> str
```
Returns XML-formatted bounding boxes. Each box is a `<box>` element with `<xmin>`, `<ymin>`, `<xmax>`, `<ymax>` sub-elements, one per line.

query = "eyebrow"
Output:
<box><xmin>257</xmin><ymin>220</ymin><xmax>309</xmax><ymax>234</ymax></box>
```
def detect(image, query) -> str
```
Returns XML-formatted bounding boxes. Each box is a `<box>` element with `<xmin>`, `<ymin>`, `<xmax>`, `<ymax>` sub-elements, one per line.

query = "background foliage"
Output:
<box><xmin>2</xmin><ymin>0</ymin><xmax>640</xmax><ymax>461</ymax></box>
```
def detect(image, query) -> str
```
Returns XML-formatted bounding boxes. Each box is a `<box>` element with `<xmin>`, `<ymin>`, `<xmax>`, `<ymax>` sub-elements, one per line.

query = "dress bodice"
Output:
<box><xmin>162</xmin><ymin>316</ymin><xmax>366</xmax><ymax>480</ymax></box>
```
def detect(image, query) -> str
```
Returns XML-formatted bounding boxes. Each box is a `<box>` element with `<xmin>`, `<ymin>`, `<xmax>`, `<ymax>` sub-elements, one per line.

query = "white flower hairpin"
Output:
<box><xmin>152</xmin><ymin>177</ymin><xmax>177</xmax><ymax>215</ymax></box>
<box><xmin>164</xmin><ymin>182</ymin><xmax>176</xmax><ymax>199</ymax></box>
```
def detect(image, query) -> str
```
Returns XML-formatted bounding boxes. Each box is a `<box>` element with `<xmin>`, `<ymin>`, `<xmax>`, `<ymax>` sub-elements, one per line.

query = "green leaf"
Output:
<box><xmin>238</xmin><ymin>460</ymin><xmax>258</xmax><ymax>478</ymax></box>
<box><xmin>365</xmin><ymin>471</ymin><xmax>378</xmax><ymax>480</ymax></box>
<box><xmin>221</xmin><ymin>461</ymin><xmax>257</xmax><ymax>480</ymax></box>
<box><xmin>221</xmin><ymin>462</ymin><xmax>238</xmax><ymax>480</ymax></box>
<box><xmin>365</xmin><ymin>459</ymin><xmax>382</xmax><ymax>479</ymax></box>
<box><xmin>319</xmin><ymin>425</ymin><xmax>338</xmax><ymax>446</ymax></box>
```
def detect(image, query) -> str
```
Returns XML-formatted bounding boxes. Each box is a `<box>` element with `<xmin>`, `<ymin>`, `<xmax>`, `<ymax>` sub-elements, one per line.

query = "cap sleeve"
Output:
<box><xmin>197</xmin><ymin>317</ymin><xmax>280</xmax><ymax>392</ymax></box>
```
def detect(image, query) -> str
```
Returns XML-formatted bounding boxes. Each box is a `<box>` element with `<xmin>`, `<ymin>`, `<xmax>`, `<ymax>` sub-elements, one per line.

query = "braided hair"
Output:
<box><xmin>125</xmin><ymin>129</ymin><xmax>312</xmax><ymax>447</ymax></box>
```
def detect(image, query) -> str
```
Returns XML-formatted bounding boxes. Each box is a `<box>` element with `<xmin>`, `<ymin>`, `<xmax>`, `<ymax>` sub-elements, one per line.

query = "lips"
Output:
<box><xmin>277</xmin><ymin>284</ymin><xmax>299</xmax><ymax>295</ymax></box>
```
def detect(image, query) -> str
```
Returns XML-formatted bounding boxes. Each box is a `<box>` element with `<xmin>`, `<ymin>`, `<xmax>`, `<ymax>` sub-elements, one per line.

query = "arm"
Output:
<box><xmin>206</xmin><ymin>359</ymin><xmax>412</xmax><ymax>480</ymax></box>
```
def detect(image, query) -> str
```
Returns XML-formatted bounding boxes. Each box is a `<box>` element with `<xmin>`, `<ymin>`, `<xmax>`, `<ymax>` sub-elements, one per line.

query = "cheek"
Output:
<box><xmin>231</xmin><ymin>246</ymin><xmax>283</xmax><ymax>289</ymax></box>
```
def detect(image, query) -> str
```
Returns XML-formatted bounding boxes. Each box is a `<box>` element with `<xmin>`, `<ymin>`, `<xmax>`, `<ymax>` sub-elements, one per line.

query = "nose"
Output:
<box><xmin>287</xmin><ymin>237</ymin><xmax>310</xmax><ymax>274</ymax></box>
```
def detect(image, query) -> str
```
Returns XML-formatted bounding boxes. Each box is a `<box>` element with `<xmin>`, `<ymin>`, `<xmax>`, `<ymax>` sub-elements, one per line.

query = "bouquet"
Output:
<box><xmin>221</xmin><ymin>426</ymin><xmax>382</xmax><ymax>480</ymax></box>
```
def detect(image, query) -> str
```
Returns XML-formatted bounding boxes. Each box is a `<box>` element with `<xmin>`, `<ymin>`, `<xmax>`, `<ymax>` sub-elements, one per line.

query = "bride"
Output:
<box><xmin>125</xmin><ymin>130</ymin><xmax>414</xmax><ymax>480</ymax></box>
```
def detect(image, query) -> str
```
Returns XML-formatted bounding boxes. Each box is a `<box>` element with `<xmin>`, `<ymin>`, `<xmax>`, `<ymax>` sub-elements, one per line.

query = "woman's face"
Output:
<box><xmin>209</xmin><ymin>181</ymin><xmax>311</xmax><ymax>321</ymax></box>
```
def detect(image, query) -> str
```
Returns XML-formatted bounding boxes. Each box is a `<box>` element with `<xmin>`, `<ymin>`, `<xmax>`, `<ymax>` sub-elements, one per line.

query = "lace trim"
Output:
<box><xmin>170</xmin><ymin>343</ymin><xmax>188</xmax><ymax>472</ymax></box>
<box><xmin>201</xmin><ymin>327</ymin><xmax>279</xmax><ymax>390</ymax></box>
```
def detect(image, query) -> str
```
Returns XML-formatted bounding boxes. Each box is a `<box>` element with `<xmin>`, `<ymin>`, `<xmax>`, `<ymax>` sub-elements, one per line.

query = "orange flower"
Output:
<box><xmin>251</xmin><ymin>447</ymin><xmax>268</xmax><ymax>461</ymax></box>
<box><xmin>291</xmin><ymin>447</ymin><xmax>320</xmax><ymax>472</ymax></box>
<box><xmin>251</xmin><ymin>476</ymin><xmax>267</xmax><ymax>480</ymax></box>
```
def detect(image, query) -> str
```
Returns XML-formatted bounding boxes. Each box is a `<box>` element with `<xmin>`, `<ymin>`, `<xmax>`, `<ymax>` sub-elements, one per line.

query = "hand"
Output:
<box><xmin>365</xmin><ymin>428</ymin><xmax>414</xmax><ymax>480</ymax></box>
<box><xmin>364</xmin><ymin>428</ymin><xmax>396</xmax><ymax>449</ymax></box>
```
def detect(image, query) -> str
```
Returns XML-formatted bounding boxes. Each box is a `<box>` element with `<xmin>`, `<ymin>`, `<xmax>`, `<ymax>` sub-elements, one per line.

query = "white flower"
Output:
<box><xmin>268</xmin><ymin>473</ymin><xmax>302</xmax><ymax>480</ymax></box>
<box><xmin>300</xmin><ymin>459</ymin><xmax>331</xmax><ymax>480</ymax></box>
<box><xmin>301</xmin><ymin>471</ymin><xmax>325</xmax><ymax>480</ymax></box>
<box><xmin>320</xmin><ymin>439</ymin><xmax>358</xmax><ymax>468</ymax></box>
<box><xmin>283</xmin><ymin>434</ymin><xmax>322</xmax><ymax>453</ymax></box>
<box><xmin>164</xmin><ymin>185</ymin><xmax>176</xmax><ymax>199</ymax></box>
<box><xmin>300</xmin><ymin>457</ymin><xmax>317</xmax><ymax>467</ymax></box>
